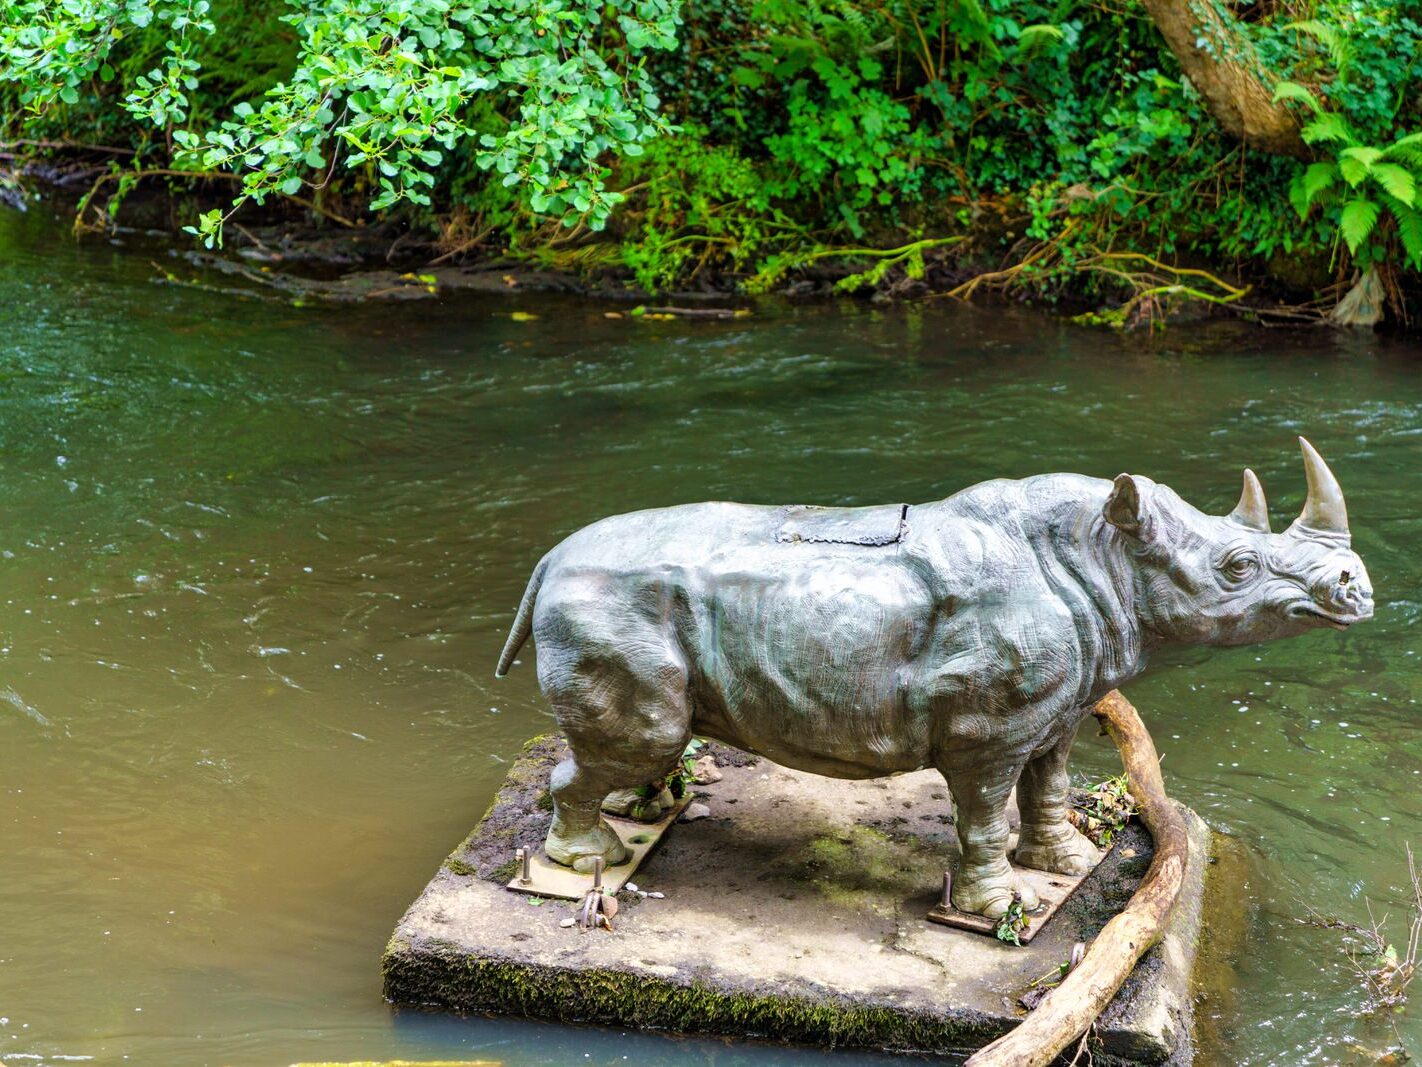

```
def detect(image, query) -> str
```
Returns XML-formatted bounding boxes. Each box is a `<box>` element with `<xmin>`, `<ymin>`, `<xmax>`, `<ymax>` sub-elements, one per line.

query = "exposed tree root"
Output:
<box><xmin>966</xmin><ymin>690</ymin><xmax>1190</xmax><ymax>1067</ymax></box>
<box><xmin>746</xmin><ymin>236</ymin><xmax>967</xmax><ymax>295</ymax></box>
<box><xmin>946</xmin><ymin>223</ymin><xmax>1075</xmax><ymax>301</ymax></box>
<box><xmin>945</xmin><ymin>233</ymin><xmax>1330</xmax><ymax>327</ymax></box>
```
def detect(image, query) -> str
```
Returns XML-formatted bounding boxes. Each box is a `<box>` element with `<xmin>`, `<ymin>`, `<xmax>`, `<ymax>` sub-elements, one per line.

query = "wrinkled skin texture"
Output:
<box><xmin>497</xmin><ymin>456</ymin><xmax>1373</xmax><ymax>918</ymax></box>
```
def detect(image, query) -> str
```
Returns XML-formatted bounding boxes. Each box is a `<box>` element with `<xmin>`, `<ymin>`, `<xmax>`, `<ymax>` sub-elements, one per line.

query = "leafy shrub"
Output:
<box><xmin>2</xmin><ymin>0</ymin><xmax>682</xmax><ymax>245</ymax></box>
<box><xmin>614</xmin><ymin>129</ymin><xmax>794</xmax><ymax>290</ymax></box>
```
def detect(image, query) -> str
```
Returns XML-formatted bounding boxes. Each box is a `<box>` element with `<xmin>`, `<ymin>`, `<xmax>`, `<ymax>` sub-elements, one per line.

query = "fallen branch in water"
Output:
<box><xmin>966</xmin><ymin>689</ymin><xmax>1190</xmax><ymax>1067</ymax></box>
<box><xmin>636</xmin><ymin>305</ymin><xmax>750</xmax><ymax>318</ymax></box>
<box><xmin>1296</xmin><ymin>844</ymin><xmax>1421</xmax><ymax>1057</ymax></box>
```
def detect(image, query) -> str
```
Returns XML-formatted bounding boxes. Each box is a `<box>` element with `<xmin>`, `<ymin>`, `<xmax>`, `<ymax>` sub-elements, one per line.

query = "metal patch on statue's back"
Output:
<box><xmin>775</xmin><ymin>503</ymin><xmax>907</xmax><ymax>546</ymax></box>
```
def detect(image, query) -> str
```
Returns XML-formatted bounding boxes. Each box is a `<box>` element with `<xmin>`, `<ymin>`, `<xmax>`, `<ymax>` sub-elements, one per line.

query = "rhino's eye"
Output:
<box><xmin>1221</xmin><ymin>551</ymin><xmax>1261</xmax><ymax>584</ymax></box>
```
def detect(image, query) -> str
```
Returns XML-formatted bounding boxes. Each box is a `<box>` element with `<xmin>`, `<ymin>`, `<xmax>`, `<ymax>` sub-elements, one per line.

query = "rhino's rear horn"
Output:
<box><xmin>1289</xmin><ymin>437</ymin><xmax>1350</xmax><ymax>537</ymax></box>
<box><xmin>1229</xmin><ymin>468</ymin><xmax>1271</xmax><ymax>532</ymax></box>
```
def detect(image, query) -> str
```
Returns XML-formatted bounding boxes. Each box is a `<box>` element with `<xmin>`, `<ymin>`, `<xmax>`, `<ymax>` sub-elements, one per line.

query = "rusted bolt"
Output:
<box><xmin>592</xmin><ymin>856</ymin><xmax>604</xmax><ymax>892</ymax></box>
<box><xmin>516</xmin><ymin>847</ymin><xmax>531</xmax><ymax>885</ymax></box>
<box><xmin>942</xmin><ymin>870</ymin><xmax>953</xmax><ymax>909</ymax></box>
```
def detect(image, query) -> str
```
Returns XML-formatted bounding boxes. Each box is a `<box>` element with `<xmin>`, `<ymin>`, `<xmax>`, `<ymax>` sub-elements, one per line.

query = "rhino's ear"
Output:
<box><xmin>1103</xmin><ymin>473</ymin><xmax>1145</xmax><ymax>535</ymax></box>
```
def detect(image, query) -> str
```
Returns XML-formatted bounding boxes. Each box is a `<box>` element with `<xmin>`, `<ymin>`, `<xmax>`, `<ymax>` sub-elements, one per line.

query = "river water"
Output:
<box><xmin>1</xmin><ymin>205</ymin><xmax>1419</xmax><ymax>1066</ymax></box>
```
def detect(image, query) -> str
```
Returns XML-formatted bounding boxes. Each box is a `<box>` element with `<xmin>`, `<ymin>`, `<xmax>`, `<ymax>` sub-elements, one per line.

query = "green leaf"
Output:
<box><xmin>1016</xmin><ymin>24</ymin><xmax>1065</xmax><ymax>54</ymax></box>
<box><xmin>1272</xmin><ymin>81</ymin><xmax>1322</xmax><ymax>114</ymax></box>
<box><xmin>1384</xmin><ymin>132</ymin><xmax>1422</xmax><ymax>166</ymax></box>
<box><xmin>1339</xmin><ymin>198</ymin><xmax>1381</xmax><ymax>255</ymax></box>
<box><xmin>1287</xmin><ymin>19</ymin><xmax>1352</xmax><ymax>72</ymax></box>
<box><xmin>1394</xmin><ymin>203</ymin><xmax>1422</xmax><ymax>269</ymax></box>
<box><xmin>279</xmin><ymin>176</ymin><xmax>303</xmax><ymax>196</ymax></box>
<box><xmin>1340</xmin><ymin>146</ymin><xmax>1383</xmax><ymax>169</ymax></box>
<box><xmin>1301</xmin><ymin>161</ymin><xmax>1338</xmax><ymax>204</ymax></box>
<box><xmin>1339</xmin><ymin>156</ymin><xmax>1368</xmax><ymax>188</ymax></box>
<box><xmin>1370</xmin><ymin>162</ymin><xmax>1416</xmax><ymax>207</ymax></box>
<box><xmin>730</xmin><ymin>66</ymin><xmax>765</xmax><ymax>89</ymax></box>
<box><xmin>1302</xmin><ymin>113</ymin><xmax>1354</xmax><ymax>147</ymax></box>
<box><xmin>1289</xmin><ymin>172</ymin><xmax>1312</xmax><ymax>219</ymax></box>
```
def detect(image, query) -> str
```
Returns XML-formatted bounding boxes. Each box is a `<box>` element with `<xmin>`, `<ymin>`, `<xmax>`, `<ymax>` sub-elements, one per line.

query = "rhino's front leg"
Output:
<box><xmin>1013</xmin><ymin>720</ymin><xmax>1102</xmax><ymax>876</ymax></box>
<box><xmin>940</xmin><ymin>759</ymin><xmax>1040</xmax><ymax>918</ymax></box>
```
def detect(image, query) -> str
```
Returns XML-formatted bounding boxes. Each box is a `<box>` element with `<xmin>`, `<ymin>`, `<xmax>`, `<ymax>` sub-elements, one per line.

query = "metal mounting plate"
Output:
<box><xmin>925</xmin><ymin>853</ymin><xmax>1107</xmax><ymax>943</ymax></box>
<box><xmin>505</xmin><ymin>793</ymin><xmax>693</xmax><ymax>900</ymax></box>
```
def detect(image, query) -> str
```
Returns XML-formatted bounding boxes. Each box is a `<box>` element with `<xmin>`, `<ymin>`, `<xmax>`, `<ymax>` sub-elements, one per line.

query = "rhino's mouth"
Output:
<box><xmin>1287</xmin><ymin>602</ymin><xmax>1368</xmax><ymax>629</ymax></box>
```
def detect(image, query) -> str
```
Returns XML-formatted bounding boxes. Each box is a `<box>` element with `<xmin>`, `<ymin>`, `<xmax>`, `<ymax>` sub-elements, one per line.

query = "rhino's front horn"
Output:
<box><xmin>1229</xmin><ymin>468</ymin><xmax>1271</xmax><ymax>532</ymax></box>
<box><xmin>1290</xmin><ymin>436</ymin><xmax>1350</xmax><ymax>537</ymax></box>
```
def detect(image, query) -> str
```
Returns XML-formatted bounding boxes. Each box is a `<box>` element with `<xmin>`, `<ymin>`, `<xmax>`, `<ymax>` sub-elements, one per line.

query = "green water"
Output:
<box><xmin>1</xmin><ymin>205</ymin><xmax>1419</xmax><ymax>1067</ymax></box>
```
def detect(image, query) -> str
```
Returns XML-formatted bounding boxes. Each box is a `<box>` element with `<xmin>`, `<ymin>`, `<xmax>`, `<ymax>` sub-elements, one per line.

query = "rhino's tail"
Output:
<box><xmin>495</xmin><ymin>554</ymin><xmax>550</xmax><ymax>677</ymax></box>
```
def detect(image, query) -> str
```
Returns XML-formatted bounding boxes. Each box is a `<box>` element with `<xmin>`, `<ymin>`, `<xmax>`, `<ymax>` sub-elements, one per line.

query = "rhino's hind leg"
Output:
<box><xmin>1013</xmin><ymin>721</ymin><xmax>1102</xmax><ymax>876</ymax></box>
<box><xmin>940</xmin><ymin>760</ymin><xmax>1041</xmax><ymax>919</ymax></box>
<box><xmin>540</xmin><ymin>629</ymin><xmax>693</xmax><ymax>873</ymax></box>
<box><xmin>546</xmin><ymin>755</ymin><xmax>631</xmax><ymax>872</ymax></box>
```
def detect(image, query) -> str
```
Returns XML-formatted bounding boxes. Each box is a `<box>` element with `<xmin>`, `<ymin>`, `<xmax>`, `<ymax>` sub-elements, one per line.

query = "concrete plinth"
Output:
<box><xmin>382</xmin><ymin>736</ymin><xmax>1211</xmax><ymax>1064</ymax></box>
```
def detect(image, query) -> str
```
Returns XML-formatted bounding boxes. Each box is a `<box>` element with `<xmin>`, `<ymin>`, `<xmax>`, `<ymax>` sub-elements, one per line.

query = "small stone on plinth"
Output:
<box><xmin>382</xmin><ymin>735</ymin><xmax>1211</xmax><ymax>1064</ymax></box>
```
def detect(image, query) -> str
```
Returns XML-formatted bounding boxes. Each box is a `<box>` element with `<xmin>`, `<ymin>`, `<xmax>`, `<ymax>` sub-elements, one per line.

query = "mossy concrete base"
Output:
<box><xmin>382</xmin><ymin>736</ymin><xmax>1212</xmax><ymax>1064</ymax></box>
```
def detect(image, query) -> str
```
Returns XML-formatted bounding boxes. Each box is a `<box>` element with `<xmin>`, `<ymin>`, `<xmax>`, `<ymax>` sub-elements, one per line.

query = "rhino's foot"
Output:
<box><xmin>601</xmin><ymin>782</ymin><xmax>676</xmax><ymax>823</ymax></box>
<box><xmin>1014</xmin><ymin>824</ymin><xmax>1103</xmax><ymax>876</ymax></box>
<box><xmin>952</xmin><ymin>863</ymin><xmax>1041</xmax><ymax>919</ymax></box>
<box><xmin>545</xmin><ymin>818</ymin><xmax>630</xmax><ymax>872</ymax></box>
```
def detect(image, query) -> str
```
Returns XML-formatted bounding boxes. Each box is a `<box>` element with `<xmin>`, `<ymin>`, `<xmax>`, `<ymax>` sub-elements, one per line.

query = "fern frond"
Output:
<box><xmin>1339</xmin><ymin>155</ymin><xmax>1369</xmax><ymax>188</ymax></box>
<box><xmin>1299</xmin><ymin>161</ymin><xmax>1338</xmax><ymax>207</ymax></box>
<box><xmin>1272</xmin><ymin>80</ymin><xmax>1322</xmax><ymax>114</ymax></box>
<box><xmin>1302</xmin><ymin>112</ymin><xmax>1355</xmax><ymax>147</ymax></box>
<box><xmin>1370</xmin><ymin>162</ymin><xmax>1416</xmax><ymax>207</ymax></box>
<box><xmin>1017</xmin><ymin>24</ymin><xmax>1065</xmax><ymax>55</ymax></box>
<box><xmin>1340</xmin><ymin>145</ymin><xmax>1383</xmax><ymax>169</ymax></box>
<box><xmin>1383</xmin><ymin>132</ymin><xmax>1422</xmax><ymax>165</ymax></box>
<box><xmin>1287</xmin><ymin>19</ymin><xmax>1353</xmax><ymax>73</ymax></box>
<box><xmin>1339</xmin><ymin>197</ymin><xmax>1381</xmax><ymax>255</ymax></box>
<box><xmin>1390</xmin><ymin>201</ymin><xmax>1422</xmax><ymax>269</ymax></box>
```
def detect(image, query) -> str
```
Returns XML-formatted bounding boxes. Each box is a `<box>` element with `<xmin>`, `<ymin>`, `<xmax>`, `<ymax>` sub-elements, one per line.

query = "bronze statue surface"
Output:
<box><xmin>496</xmin><ymin>439</ymin><xmax>1372</xmax><ymax>917</ymax></box>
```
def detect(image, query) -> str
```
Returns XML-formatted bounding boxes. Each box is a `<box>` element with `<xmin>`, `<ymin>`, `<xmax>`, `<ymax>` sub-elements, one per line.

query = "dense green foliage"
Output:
<box><xmin>2</xmin><ymin>0</ymin><xmax>679</xmax><ymax>241</ymax></box>
<box><xmin>5</xmin><ymin>0</ymin><xmax>1422</xmax><ymax>310</ymax></box>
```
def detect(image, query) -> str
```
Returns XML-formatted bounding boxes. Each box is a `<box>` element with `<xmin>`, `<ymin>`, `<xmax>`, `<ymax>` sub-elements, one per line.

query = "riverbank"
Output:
<box><xmin>0</xmin><ymin>161</ymin><xmax>1362</xmax><ymax>329</ymax></box>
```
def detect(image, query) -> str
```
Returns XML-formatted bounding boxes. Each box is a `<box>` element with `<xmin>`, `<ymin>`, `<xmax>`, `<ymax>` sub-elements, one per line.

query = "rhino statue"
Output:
<box><xmin>495</xmin><ymin>438</ymin><xmax>1372</xmax><ymax>917</ymax></box>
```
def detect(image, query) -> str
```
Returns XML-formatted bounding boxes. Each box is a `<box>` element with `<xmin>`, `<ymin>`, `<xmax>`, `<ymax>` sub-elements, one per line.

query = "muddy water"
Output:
<box><xmin>1</xmin><ymin>205</ymin><xmax>1420</xmax><ymax>1066</ymax></box>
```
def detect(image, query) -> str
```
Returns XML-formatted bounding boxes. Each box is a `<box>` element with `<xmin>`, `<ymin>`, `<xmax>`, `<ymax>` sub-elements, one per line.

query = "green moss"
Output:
<box><xmin>487</xmin><ymin>857</ymin><xmax>518</xmax><ymax>883</ymax></box>
<box><xmin>381</xmin><ymin>946</ymin><xmax>998</xmax><ymax>1055</ymax></box>
<box><xmin>422</xmin><ymin>733</ymin><xmax>564</xmax><ymax>886</ymax></box>
<box><xmin>793</xmin><ymin>825</ymin><xmax>937</xmax><ymax>909</ymax></box>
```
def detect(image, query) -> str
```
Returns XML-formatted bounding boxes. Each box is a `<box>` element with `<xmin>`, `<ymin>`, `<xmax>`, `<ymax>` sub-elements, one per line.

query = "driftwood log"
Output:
<box><xmin>966</xmin><ymin>690</ymin><xmax>1191</xmax><ymax>1067</ymax></box>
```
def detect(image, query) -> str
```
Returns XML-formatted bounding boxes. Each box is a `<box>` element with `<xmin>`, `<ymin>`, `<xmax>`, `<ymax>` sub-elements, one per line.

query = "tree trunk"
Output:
<box><xmin>1140</xmin><ymin>0</ymin><xmax>1306</xmax><ymax>156</ymax></box>
<box><xmin>964</xmin><ymin>690</ymin><xmax>1192</xmax><ymax>1067</ymax></box>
